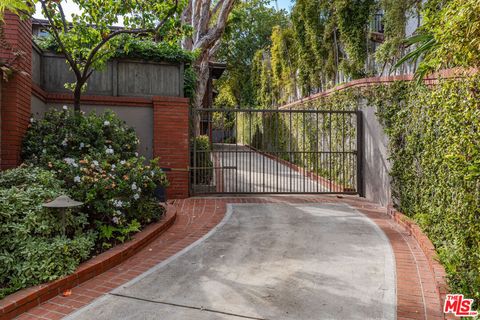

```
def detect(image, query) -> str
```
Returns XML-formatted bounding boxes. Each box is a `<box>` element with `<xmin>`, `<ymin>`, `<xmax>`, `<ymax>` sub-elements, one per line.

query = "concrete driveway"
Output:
<box><xmin>67</xmin><ymin>203</ymin><xmax>395</xmax><ymax>320</ymax></box>
<box><xmin>212</xmin><ymin>144</ymin><xmax>332</xmax><ymax>193</ymax></box>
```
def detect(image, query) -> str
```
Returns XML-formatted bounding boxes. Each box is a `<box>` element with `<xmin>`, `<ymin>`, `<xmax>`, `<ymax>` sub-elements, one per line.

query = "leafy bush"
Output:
<box><xmin>0</xmin><ymin>167</ymin><xmax>95</xmax><ymax>298</ymax></box>
<box><xmin>191</xmin><ymin>135</ymin><xmax>213</xmax><ymax>184</ymax></box>
<box><xmin>370</xmin><ymin>75</ymin><xmax>480</xmax><ymax>304</ymax></box>
<box><xmin>116</xmin><ymin>36</ymin><xmax>196</xmax><ymax>63</ymax></box>
<box><xmin>22</xmin><ymin>108</ymin><xmax>169</xmax><ymax>241</ymax></box>
<box><xmin>61</xmin><ymin>156</ymin><xmax>168</xmax><ymax>226</ymax></box>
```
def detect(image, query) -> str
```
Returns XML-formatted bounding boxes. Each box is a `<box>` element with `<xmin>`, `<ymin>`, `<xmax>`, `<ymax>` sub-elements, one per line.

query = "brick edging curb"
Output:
<box><xmin>387</xmin><ymin>205</ymin><xmax>450</xmax><ymax>311</ymax></box>
<box><xmin>0</xmin><ymin>204</ymin><xmax>177</xmax><ymax>320</ymax></box>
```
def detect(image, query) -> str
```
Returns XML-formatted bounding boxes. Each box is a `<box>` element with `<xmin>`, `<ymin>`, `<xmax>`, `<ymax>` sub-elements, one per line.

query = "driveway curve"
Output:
<box><xmin>67</xmin><ymin>203</ymin><xmax>395</xmax><ymax>320</ymax></box>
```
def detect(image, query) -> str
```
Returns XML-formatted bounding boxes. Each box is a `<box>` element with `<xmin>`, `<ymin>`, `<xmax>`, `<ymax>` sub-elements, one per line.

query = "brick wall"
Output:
<box><xmin>153</xmin><ymin>96</ymin><xmax>190</xmax><ymax>199</ymax></box>
<box><xmin>0</xmin><ymin>13</ymin><xmax>32</xmax><ymax>169</ymax></box>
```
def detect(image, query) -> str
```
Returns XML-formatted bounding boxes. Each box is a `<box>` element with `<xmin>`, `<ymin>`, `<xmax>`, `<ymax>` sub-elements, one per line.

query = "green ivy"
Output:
<box><xmin>369</xmin><ymin>75</ymin><xmax>480</xmax><ymax>304</ymax></box>
<box><xmin>35</xmin><ymin>35</ymin><xmax>196</xmax><ymax>64</ymax></box>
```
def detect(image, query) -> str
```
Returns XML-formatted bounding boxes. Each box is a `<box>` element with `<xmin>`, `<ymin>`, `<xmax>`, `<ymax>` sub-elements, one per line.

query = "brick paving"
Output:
<box><xmin>14</xmin><ymin>195</ymin><xmax>444</xmax><ymax>320</ymax></box>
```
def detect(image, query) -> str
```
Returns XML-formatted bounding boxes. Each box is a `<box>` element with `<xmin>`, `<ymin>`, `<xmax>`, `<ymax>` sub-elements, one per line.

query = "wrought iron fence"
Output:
<box><xmin>190</xmin><ymin>108</ymin><xmax>363</xmax><ymax>195</ymax></box>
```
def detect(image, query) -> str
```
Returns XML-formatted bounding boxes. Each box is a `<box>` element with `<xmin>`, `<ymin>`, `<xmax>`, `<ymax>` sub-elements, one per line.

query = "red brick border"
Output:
<box><xmin>387</xmin><ymin>205</ymin><xmax>453</xmax><ymax>319</ymax></box>
<box><xmin>153</xmin><ymin>96</ymin><xmax>190</xmax><ymax>199</ymax></box>
<box><xmin>0</xmin><ymin>204</ymin><xmax>177</xmax><ymax>320</ymax></box>
<box><xmin>0</xmin><ymin>13</ymin><xmax>32</xmax><ymax>170</ymax></box>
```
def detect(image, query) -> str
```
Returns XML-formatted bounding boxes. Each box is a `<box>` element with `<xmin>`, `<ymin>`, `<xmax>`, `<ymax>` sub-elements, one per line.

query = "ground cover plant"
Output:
<box><xmin>0</xmin><ymin>167</ymin><xmax>95</xmax><ymax>298</ymax></box>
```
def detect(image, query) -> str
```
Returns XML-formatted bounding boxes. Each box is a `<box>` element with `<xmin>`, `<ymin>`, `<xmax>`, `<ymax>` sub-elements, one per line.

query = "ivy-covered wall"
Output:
<box><xmin>370</xmin><ymin>75</ymin><xmax>480</xmax><ymax>303</ymax></box>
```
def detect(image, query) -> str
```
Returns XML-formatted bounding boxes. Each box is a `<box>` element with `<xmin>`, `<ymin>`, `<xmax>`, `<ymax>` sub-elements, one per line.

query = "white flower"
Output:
<box><xmin>92</xmin><ymin>160</ymin><xmax>99</xmax><ymax>166</ymax></box>
<box><xmin>106</xmin><ymin>146</ymin><xmax>114</xmax><ymax>155</ymax></box>
<box><xmin>72</xmin><ymin>163</ymin><xmax>78</xmax><ymax>168</ymax></box>
<box><xmin>42</xmin><ymin>149</ymin><xmax>47</xmax><ymax>154</ymax></box>
<box><xmin>131</xmin><ymin>183</ymin><xmax>137</xmax><ymax>190</ymax></box>
<box><xmin>79</xmin><ymin>142</ymin><xmax>85</xmax><ymax>149</ymax></box>
<box><xmin>111</xmin><ymin>164</ymin><xmax>116</xmax><ymax>170</ymax></box>
<box><xmin>30</xmin><ymin>118</ymin><xmax>35</xmax><ymax>123</ymax></box>
<box><xmin>64</xmin><ymin>157</ymin><xmax>75</xmax><ymax>165</ymax></box>
<box><xmin>63</xmin><ymin>105</ymin><xmax>68</xmax><ymax>110</ymax></box>
<box><xmin>112</xmin><ymin>217</ymin><xmax>120</xmax><ymax>224</ymax></box>
<box><xmin>133</xmin><ymin>193</ymin><xmax>140</xmax><ymax>200</ymax></box>
<box><xmin>103</xmin><ymin>120</ymin><xmax>110</xmax><ymax>126</ymax></box>
<box><xmin>120</xmin><ymin>160</ymin><xmax>126</xmax><ymax>165</ymax></box>
<box><xmin>74</xmin><ymin>176</ymin><xmax>81</xmax><ymax>183</ymax></box>
<box><xmin>112</xmin><ymin>199</ymin><xmax>123</xmax><ymax>208</ymax></box>
<box><xmin>61</xmin><ymin>139</ymin><xmax>68</xmax><ymax>146</ymax></box>
<box><xmin>134</xmin><ymin>152</ymin><xmax>139</xmax><ymax>157</ymax></box>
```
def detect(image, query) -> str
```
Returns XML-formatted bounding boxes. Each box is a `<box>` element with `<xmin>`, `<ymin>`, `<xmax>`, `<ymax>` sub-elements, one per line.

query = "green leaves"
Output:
<box><xmin>22</xmin><ymin>108</ymin><xmax>169</xmax><ymax>227</ymax></box>
<box><xmin>373</xmin><ymin>75</ymin><xmax>480</xmax><ymax>306</ymax></box>
<box><xmin>0</xmin><ymin>167</ymin><xmax>95</xmax><ymax>299</ymax></box>
<box><xmin>0</xmin><ymin>0</ymin><xmax>34</xmax><ymax>21</ymax></box>
<box><xmin>394</xmin><ymin>0</ymin><xmax>480</xmax><ymax>80</ymax></box>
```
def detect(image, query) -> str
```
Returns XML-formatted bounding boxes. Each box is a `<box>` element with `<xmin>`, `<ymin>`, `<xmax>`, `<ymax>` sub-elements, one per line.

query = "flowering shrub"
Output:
<box><xmin>22</xmin><ymin>108</ymin><xmax>169</xmax><ymax>248</ymax></box>
<box><xmin>0</xmin><ymin>167</ymin><xmax>95</xmax><ymax>298</ymax></box>
<box><xmin>22</xmin><ymin>107</ymin><xmax>138</xmax><ymax>166</ymax></box>
<box><xmin>59</xmin><ymin>156</ymin><xmax>168</xmax><ymax>227</ymax></box>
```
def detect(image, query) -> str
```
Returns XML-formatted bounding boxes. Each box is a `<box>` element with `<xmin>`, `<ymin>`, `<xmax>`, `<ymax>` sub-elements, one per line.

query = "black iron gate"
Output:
<box><xmin>190</xmin><ymin>108</ymin><xmax>363</xmax><ymax>196</ymax></box>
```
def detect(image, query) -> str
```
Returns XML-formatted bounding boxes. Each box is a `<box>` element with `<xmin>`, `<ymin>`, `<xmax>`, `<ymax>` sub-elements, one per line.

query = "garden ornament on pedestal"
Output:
<box><xmin>43</xmin><ymin>195</ymin><xmax>83</xmax><ymax>236</ymax></box>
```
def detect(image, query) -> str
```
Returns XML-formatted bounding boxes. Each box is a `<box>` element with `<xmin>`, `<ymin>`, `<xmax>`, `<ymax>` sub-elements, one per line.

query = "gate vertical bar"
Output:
<box><xmin>356</xmin><ymin>110</ymin><xmax>364</xmax><ymax>197</ymax></box>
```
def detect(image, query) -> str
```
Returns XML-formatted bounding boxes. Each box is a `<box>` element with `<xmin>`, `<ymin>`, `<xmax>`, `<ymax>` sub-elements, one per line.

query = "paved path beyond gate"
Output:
<box><xmin>66</xmin><ymin>203</ymin><xmax>395</xmax><ymax>320</ymax></box>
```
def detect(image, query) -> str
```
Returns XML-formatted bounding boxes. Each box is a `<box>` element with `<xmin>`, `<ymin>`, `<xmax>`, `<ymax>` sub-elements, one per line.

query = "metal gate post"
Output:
<box><xmin>356</xmin><ymin>110</ymin><xmax>365</xmax><ymax>197</ymax></box>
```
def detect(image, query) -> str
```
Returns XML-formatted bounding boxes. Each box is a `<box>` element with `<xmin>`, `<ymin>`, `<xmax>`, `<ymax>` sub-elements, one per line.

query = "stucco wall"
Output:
<box><xmin>359</xmin><ymin>103</ymin><xmax>391</xmax><ymax>206</ymax></box>
<box><xmin>30</xmin><ymin>100</ymin><xmax>153</xmax><ymax>159</ymax></box>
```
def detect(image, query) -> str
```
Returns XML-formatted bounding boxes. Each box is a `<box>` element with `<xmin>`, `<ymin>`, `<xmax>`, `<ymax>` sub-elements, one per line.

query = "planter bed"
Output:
<box><xmin>0</xmin><ymin>204</ymin><xmax>177</xmax><ymax>320</ymax></box>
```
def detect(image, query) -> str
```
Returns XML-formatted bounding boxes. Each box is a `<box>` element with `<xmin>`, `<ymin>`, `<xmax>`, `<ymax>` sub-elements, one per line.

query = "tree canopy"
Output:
<box><xmin>214</xmin><ymin>0</ymin><xmax>289</xmax><ymax>109</ymax></box>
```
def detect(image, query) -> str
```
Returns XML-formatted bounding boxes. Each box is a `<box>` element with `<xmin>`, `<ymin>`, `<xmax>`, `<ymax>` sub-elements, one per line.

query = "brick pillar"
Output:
<box><xmin>153</xmin><ymin>96</ymin><xmax>190</xmax><ymax>199</ymax></box>
<box><xmin>0</xmin><ymin>13</ymin><xmax>32</xmax><ymax>169</ymax></box>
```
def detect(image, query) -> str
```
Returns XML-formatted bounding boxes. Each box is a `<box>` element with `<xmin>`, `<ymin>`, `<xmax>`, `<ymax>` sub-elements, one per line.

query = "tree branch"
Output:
<box><xmin>193</xmin><ymin>0</ymin><xmax>235</xmax><ymax>51</ymax></box>
<box><xmin>39</xmin><ymin>0</ymin><xmax>81</xmax><ymax>79</ymax></box>
<box><xmin>211</xmin><ymin>0</ymin><xmax>224</xmax><ymax>17</ymax></box>
<box><xmin>57</xmin><ymin>2</ymin><xmax>68</xmax><ymax>33</ymax></box>
<box><xmin>82</xmin><ymin>0</ymin><xmax>179</xmax><ymax>79</ymax></box>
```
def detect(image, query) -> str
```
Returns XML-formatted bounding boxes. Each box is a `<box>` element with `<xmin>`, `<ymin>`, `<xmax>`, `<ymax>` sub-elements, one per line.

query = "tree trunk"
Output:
<box><xmin>182</xmin><ymin>0</ymin><xmax>235</xmax><ymax>134</ymax></box>
<box><xmin>73</xmin><ymin>84</ymin><xmax>82</xmax><ymax>111</ymax></box>
<box><xmin>192</xmin><ymin>52</ymin><xmax>210</xmax><ymax>135</ymax></box>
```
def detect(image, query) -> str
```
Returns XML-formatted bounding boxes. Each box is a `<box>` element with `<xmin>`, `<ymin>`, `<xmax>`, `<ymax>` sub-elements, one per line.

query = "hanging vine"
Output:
<box><xmin>335</xmin><ymin>0</ymin><xmax>376</xmax><ymax>78</ymax></box>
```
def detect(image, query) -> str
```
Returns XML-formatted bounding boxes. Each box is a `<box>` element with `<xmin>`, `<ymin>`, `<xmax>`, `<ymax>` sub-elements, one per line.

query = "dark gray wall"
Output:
<box><xmin>359</xmin><ymin>103</ymin><xmax>391</xmax><ymax>206</ymax></box>
<box><xmin>32</xmin><ymin>51</ymin><xmax>184</xmax><ymax>98</ymax></box>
